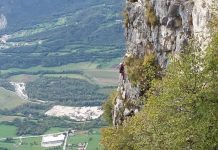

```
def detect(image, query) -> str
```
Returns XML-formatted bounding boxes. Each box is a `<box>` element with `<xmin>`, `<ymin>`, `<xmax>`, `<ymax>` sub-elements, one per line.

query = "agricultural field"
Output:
<box><xmin>43</xmin><ymin>74</ymin><xmax>89</xmax><ymax>81</ymax></box>
<box><xmin>0</xmin><ymin>137</ymin><xmax>49</xmax><ymax>150</ymax></box>
<box><xmin>8</xmin><ymin>75</ymin><xmax>39</xmax><ymax>83</ymax></box>
<box><xmin>0</xmin><ymin>127</ymin><xmax>102</xmax><ymax>150</ymax></box>
<box><xmin>0</xmin><ymin>115</ymin><xmax>24</xmax><ymax>122</ymax></box>
<box><xmin>1</xmin><ymin>62</ymin><xmax>98</xmax><ymax>75</ymax></box>
<box><xmin>66</xmin><ymin>129</ymin><xmax>102</xmax><ymax>150</ymax></box>
<box><xmin>84</xmin><ymin>69</ymin><xmax>118</xmax><ymax>86</ymax></box>
<box><xmin>0</xmin><ymin>124</ymin><xmax>17</xmax><ymax>138</ymax></box>
<box><xmin>1</xmin><ymin>60</ymin><xmax>120</xmax><ymax>87</ymax></box>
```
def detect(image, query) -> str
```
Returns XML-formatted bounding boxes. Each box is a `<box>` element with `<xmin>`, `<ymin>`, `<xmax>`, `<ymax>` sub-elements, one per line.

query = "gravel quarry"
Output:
<box><xmin>45</xmin><ymin>105</ymin><xmax>103</xmax><ymax>121</ymax></box>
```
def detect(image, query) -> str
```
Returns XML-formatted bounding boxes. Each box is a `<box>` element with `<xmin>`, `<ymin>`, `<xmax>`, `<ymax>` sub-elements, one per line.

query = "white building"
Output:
<box><xmin>41</xmin><ymin>134</ymin><xmax>65</xmax><ymax>148</ymax></box>
<box><xmin>77</xmin><ymin>143</ymin><xmax>88</xmax><ymax>150</ymax></box>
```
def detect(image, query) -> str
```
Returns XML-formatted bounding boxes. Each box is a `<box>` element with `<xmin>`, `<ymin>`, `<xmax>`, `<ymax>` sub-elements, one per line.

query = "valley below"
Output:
<box><xmin>0</xmin><ymin>0</ymin><xmax>124</xmax><ymax>149</ymax></box>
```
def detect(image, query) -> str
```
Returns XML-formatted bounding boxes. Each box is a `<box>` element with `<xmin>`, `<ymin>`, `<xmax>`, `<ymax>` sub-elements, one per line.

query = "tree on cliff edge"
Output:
<box><xmin>101</xmin><ymin>32</ymin><xmax>218</xmax><ymax>150</ymax></box>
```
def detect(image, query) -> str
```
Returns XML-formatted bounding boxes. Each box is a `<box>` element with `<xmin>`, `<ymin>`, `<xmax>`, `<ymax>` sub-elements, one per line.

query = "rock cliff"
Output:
<box><xmin>113</xmin><ymin>0</ymin><xmax>216</xmax><ymax>126</ymax></box>
<box><xmin>0</xmin><ymin>14</ymin><xmax>7</xmax><ymax>30</ymax></box>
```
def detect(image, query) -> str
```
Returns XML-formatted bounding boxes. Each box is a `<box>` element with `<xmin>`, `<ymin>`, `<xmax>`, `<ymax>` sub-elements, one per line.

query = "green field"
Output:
<box><xmin>0</xmin><ymin>137</ymin><xmax>49</xmax><ymax>150</ymax></box>
<box><xmin>2</xmin><ymin>60</ymin><xmax>120</xmax><ymax>86</ymax></box>
<box><xmin>0</xmin><ymin>124</ymin><xmax>17</xmax><ymax>138</ymax></box>
<box><xmin>97</xmin><ymin>57</ymin><xmax>121</xmax><ymax>68</ymax></box>
<box><xmin>43</xmin><ymin>74</ymin><xmax>91</xmax><ymax>82</ymax></box>
<box><xmin>0</xmin><ymin>87</ymin><xmax>27</xmax><ymax>110</ymax></box>
<box><xmin>0</xmin><ymin>115</ymin><xmax>24</xmax><ymax>122</ymax></box>
<box><xmin>1</xmin><ymin>62</ymin><xmax>98</xmax><ymax>75</ymax></box>
<box><xmin>4</xmin><ymin>68</ymin><xmax>119</xmax><ymax>88</ymax></box>
<box><xmin>0</xmin><ymin>128</ymin><xmax>102</xmax><ymax>150</ymax></box>
<box><xmin>11</xmin><ymin>16</ymin><xmax>68</xmax><ymax>39</ymax></box>
<box><xmin>84</xmin><ymin>69</ymin><xmax>118</xmax><ymax>86</ymax></box>
<box><xmin>9</xmin><ymin>75</ymin><xmax>39</xmax><ymax>83</ymax></box>
<box><xmin>67</xmin><ymin>129</ymin><xmax>103</xmax><ymax>150</ymax></box>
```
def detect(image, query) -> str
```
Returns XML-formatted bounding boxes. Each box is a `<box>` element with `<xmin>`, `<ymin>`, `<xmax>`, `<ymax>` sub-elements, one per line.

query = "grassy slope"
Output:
<box><xmin>84</xmin><ymin>69</ymin><xmax>118</xmax><ymax>86</ymax></box>
<box><xmin>1</xmin><ymin>62</ymin><xmax>98</xmax><ymax>74</ymax></box>
<box><xmin>0</xmin><ymin>87</ymin><xmax>27</xmax><ymax>110</ymax></box>
<box><xmin>9</xmin><ymin>74</ymin><xmax>39</xmax><ymax>83</ymax></box>
<box><xmin>0</xmin><ymin>124</ymin><xmax>17</xmax><ymax>138</ymax></box>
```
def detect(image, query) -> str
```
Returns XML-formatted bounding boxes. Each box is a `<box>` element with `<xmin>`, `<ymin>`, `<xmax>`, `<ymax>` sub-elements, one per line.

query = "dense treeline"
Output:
<box><xmin>26</xmin><ymin>77</ymin><xmax>107</xmax><ymax>106</ymax></box>
<box><xmin>0</xmin><ymin>48</ymin><xmax>123</xmax><ymax>70</ymax></box>
<box><xmin>0</xmin><ymin>103</ymin><xmax>51</xmax><ymax>117</ymax></box>
<box><xmin>1</xmin><ymin>117</ymin><xmax>106</xmax><ymax>136</ymax></box>
<box><xmin>101</xmin><ymin>31</ymin><xmax>218</xmax><ymax>149</ymax></box>
<box><xmin>0</xmin><ymin>79</ymin><xmax>15</xmax><ymax>91</ymax></box>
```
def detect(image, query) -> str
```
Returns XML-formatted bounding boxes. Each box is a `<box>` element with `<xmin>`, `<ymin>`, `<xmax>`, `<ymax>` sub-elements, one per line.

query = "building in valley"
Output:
<box><xmin>41</xmin><ymin>134</ymin><xmax>65</xmax><ymax>147</ymax></box>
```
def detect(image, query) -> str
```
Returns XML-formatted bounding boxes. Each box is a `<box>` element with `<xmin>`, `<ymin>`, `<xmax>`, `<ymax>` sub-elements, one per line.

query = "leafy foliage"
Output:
<box><xmin>102</xmin><ymin>91</ymin><xmax>117</xmax><ymax>125</ymax></box>
<box><xmin>125</xmin><ymin>53</ymin><xmax>161</xmax><ymax>95</ymax></box>
<box><xmin>0</xmin><ymin>79</ymin><xmax>15</xmax><ymax>92</ymax></box>
<box><xmin>123</xmin><ymin>11</ymin><xmax>129</xmax><ymax>28</ymax></box>
<box><xmin>101</xmin><ymin>34</ymin><xmax>218</xmax><ymax>149</ymax></box>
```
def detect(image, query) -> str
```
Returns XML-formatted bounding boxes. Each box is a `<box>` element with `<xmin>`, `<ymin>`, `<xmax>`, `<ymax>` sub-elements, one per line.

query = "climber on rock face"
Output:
<box><xmin>119</xmin><ymin>62</ymin><xmax>125</xmax><ymax>82</ymax></box>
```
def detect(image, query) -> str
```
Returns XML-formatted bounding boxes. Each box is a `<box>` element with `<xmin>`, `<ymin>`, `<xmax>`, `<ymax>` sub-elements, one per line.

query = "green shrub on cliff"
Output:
<box><xmin>101</xmin><ymin>33</ymin><xmax>218</xmax><ymax>149</ymax></box>
<box><xmin>125</xmin><ymin>53</ymin><xmax>161</xmax><ymax>95</ymax></box>
<box><xmin>102</xmin><ymin>91</ymin><xmax>118</xmax><ymax>125</ymax></box>
<box><xmin>123</xmin><ymin>11</ymin><xmax>129</xmax><ymax>28</ymax></box>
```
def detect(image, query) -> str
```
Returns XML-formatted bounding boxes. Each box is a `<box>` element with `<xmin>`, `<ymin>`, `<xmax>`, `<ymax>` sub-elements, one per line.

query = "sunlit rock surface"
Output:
<box><xmin>113</xmin><ymin>0</ymin><xmax>215</xmax><ymax>126</ymax></box>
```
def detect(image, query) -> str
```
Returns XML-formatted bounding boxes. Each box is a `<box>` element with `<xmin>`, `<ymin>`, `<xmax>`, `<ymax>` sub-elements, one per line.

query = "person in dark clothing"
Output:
<box><xmin>119</xmin><ymin>62</ymin><xmax>125</xmax><ymax>81</ymax></box>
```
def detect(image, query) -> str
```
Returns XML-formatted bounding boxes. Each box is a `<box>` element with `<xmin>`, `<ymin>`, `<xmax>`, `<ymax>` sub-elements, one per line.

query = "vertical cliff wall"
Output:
<box><xmin>0</xmin><ymin>14</ymin><xmax>7</xmax><ymax>30</ymax></box>
<box><xmin>113</xmin><ymin>0</ymin><xmax>215</xmax><ymax>126</ymax></box>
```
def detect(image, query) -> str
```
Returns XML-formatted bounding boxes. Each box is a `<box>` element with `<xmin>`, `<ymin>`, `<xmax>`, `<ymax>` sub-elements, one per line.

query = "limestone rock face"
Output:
<box><xmin>192</xmin><ymin>0</ymin><xmax>214</xmax><ymax>49</ymax></box>
<box><xmin>112</xmin><ymin>0</ymin><xmax>215</xmax><ymax>126</ymax></box>
<box><xmin>0</xmin><ymin>14</ymin><xmax>7</xmax><ymax>30</ymax></box>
